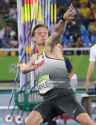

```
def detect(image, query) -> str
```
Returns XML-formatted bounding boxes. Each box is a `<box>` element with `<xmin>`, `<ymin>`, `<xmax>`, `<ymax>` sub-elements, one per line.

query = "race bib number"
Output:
<box><xmin>38</xmin><ymin>75</ymin><xmax>52</xmax><ymax>94</ymax></box>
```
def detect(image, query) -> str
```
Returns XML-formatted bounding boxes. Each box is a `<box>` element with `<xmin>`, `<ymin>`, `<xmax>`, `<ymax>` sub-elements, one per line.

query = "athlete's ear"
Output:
<box><xmin>31</xmin><ymin>37</ymin><xmax>36</xmax><ymax>43</ymax></box>
<box><xmin>48</xmin><ymin>31</ymin><xmax>51</xmax><ymax>36</ymax></box>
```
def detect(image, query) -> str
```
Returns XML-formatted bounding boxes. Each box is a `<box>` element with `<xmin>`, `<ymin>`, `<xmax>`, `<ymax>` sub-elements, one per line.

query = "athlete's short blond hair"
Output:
<box><xmin>32</xmin><ymin>24</ymin><xmax>48</xmax><ymax>36</ymax></box>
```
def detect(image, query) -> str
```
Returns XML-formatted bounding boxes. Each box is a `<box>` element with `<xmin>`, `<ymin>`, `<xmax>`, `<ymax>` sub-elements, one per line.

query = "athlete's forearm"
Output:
<box><xmin>46</xmin><ymin>5</ymin><xmax>76</xmax><ymax>46</ymax></box>
<box><xmin>53</xmin><ymin>4</ymin><xmax>76</xmax><ymax>38</ymax></box>
<box><xmin>85</xmin><ymin>63</ymin><xmax>95</xmax><ymax>90</ymax></box>
<box><xmin>45</xmin><ymin>20</ymin><xmax>67</xmax><ymax>47</ymax></box>
<box><xmin>54</xmin><ymin>19</ymin><xmax>66</xmax><ymax>35</ymax></box>
<box><xmin>17</xmin><ymin>63</ymin><xmax>35</xmax><ymax>73</ymax></box>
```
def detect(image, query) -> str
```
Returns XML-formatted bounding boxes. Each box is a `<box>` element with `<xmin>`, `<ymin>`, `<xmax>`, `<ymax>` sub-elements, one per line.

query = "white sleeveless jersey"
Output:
<box><xmin>35</xmin><ymin>54</ymin><xmax>71</xmax><ymax>94</ymax></box>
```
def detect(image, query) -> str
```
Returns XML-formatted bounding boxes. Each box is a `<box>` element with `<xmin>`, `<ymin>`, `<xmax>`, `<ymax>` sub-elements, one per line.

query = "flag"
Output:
<box><xmin>17</xmin><ymin>0</ymin><xmax>57</xmax><ymax>88</ymax></box>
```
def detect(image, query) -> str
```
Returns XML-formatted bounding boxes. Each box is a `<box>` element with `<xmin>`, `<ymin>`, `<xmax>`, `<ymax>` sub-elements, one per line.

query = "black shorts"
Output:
<box><xmin>33</xmin><ymin>88</ymin><xmax>86</xmax><ymax>122</ymax></box>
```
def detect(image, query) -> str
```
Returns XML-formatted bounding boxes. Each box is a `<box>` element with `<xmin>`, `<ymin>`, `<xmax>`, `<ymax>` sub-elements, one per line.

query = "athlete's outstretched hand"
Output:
<box><xmin>63</xmin><ymin>4</ymin><xmax>76</xmax><ymax>21</ymax></box>
<box><xmin>17</xmin><ymin>63</ymin><xmax>27</xmax><ymax>73</ymax></box>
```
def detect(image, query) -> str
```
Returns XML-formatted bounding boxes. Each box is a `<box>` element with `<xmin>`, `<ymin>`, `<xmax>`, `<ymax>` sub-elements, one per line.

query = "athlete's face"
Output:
<box><xmin>34</xmin><ymin>27</ymin><xmax>48</xmax><ymax>45</ymax></box>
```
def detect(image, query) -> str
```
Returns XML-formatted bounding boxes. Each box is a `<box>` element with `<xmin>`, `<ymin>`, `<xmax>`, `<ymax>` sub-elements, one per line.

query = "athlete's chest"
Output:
<box><xmin>36</xmin><ymin>56</ymin><xmax>67</xmax><ymax>77</ymax></box>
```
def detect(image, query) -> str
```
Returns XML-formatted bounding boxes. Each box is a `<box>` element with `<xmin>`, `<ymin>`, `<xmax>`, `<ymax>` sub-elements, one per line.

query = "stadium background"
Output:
<box><xmin>0</xmin><ymin>51</ymin><xmax>96</xmax><ymax>82</ymax></box>
<box><xmin>0</xmin><ymin>0</ymin><xmax>96</xmax><ymax>125</ymax></box>
<box><xmin>0</xmin><ymin>0</ymin><xmax>96</xmax><ymax>84</ymax></box>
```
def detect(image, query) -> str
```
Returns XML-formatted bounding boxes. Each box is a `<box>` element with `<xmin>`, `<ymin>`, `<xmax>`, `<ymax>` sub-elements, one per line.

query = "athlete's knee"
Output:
<box><xmin>25</xmin><ymin>111</ymin><xmax>44</xmax><ymax>125</ymax></box>
<box><xmin>76</xmin><ymin>112</ymin><xmax>95</xmax><ymax>125</ymax></box>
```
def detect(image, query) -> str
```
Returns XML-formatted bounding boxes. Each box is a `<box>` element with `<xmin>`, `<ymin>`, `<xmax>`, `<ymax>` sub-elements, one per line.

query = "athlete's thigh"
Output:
<box><xmin>33</xmin><ymin>100</ymin><xmax>61</xmax><ymax>121</ymax></box>
<box><xmin>55</xmin><ymin>90</ymin><xmax>85</xmax><ymax>117</ymax></box>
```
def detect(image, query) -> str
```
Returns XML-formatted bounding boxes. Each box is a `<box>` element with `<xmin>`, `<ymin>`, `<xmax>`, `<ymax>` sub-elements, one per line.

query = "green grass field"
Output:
<box><xmin>0</xmin><ymin>55</ymin><xmax>96</xmax><ymax>81</ymax></box>
<box><xmin>67</xmin><ymin>55</ymin><xmax>96</xmax><ymax>80</ymax></box>
<box><xmin>0</xmin><ymin>56</ymin><xmax>18</xmax><ymax>81</ymax></box>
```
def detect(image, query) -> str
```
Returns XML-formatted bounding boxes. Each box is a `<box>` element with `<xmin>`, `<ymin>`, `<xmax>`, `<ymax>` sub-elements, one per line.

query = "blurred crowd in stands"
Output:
<box><xmin>0</xmin><ymin>0</ymin><xmax>18</xmax><ymax>48</ymax></box>
<box><xmin>57</xmin><ymin>0</ymin><xmax>96</xmax><ymax>48</ymax></box>
<box><xmin>0</xmin><ymin>0</ymin><xmax>96</xmax><ymax>48</ymax></box>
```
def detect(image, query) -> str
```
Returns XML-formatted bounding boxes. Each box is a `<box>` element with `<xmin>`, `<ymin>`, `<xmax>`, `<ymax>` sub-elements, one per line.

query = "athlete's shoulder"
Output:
<box><xmin>90</xmin><ymin>44</ymin><xmax>96</xmax><ymax>51</ymax></box>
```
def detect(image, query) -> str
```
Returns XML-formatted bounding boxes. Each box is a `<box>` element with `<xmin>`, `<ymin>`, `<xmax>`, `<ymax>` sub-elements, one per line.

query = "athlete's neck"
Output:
<box><xmin>36</xmin><ymin>44</ymin><xmax>45</xmax><ymax>55</ymax></box>
<box><xmin>37</xmin><ymin>44</ymin><xmax>44</xmax><ymax>51</ymax></box>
